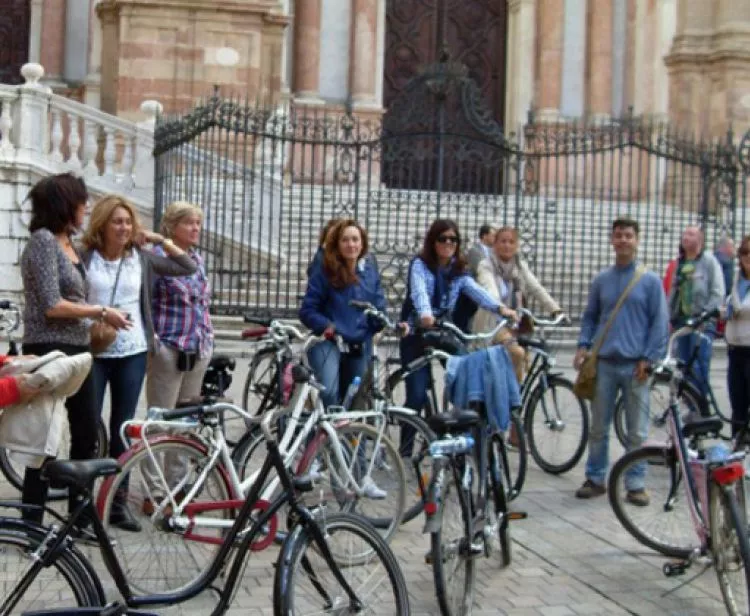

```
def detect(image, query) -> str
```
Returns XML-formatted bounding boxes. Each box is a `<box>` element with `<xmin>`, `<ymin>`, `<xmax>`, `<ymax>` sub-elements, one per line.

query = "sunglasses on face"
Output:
<box><xmin>436</xmin><ymin>235</ymin><xmax>459</xmax><ymax>245</ymax></box>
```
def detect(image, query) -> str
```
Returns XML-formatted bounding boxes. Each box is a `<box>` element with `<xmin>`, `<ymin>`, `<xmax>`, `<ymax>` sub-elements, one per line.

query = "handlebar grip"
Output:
<box><xmin>243</xmin><ymin>315</ymin><xmax>273</xmax><ymax>327</ymax></box>
<box><xmin>241</xmin><ymin>326</ymin><xmax>269</xmax><ymax>339</ymax></box>
<box><xmin>349</xmin><ymin>300</ymin><xmax>373</xmax><ymax>310</ymax></box>
<box><xmin>159</xmin><ymin>405</ymin><xmax>207</xmax><ymax>421</ymax></box>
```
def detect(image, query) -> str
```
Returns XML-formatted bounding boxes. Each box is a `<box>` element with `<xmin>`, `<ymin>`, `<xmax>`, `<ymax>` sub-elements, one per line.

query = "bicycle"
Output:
<box><xmin>0</xmin><ymin>300</ymin><xmax>108</xmax><ymax>500</ymax></box>
<box><xmin>608</xmin><ymin>310</ymin><xmax>750</xmax><ymax>615</ymax></box>
<box><xmin>0</xmin><ymin>401</ymin><xmax>411</xmax><ymax>615</ymax></box>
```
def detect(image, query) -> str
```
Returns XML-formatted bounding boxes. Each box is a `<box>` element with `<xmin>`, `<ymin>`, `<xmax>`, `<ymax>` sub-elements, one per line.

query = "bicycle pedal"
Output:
<box><xmin>663</xmin><ymin>561</ymin><xmax>689</xmax><ymax>577</ymax></box>
<box><xmin>509</xmin><ymin>511</ymin><xmax>527</xmax><ymax>520</ymax></box>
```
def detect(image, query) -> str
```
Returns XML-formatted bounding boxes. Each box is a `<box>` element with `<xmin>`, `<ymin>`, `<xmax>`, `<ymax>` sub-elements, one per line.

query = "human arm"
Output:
<box><xmin>299</xmin><ymin>269</ymin><xmax>333</xmax><ymax>334</ymax></box>
<box><xmin>706</xmin><ymin>255</ymin><xmax>726</xmax><ymax>312</ymax></box>
<box><xmin>475</xmin><ymin>258</ymin><xmax>502</xmax><ymax>303</ymax></box>
<box><xmin>577</xmin><ymin>274</ymin><xmax>601</xmax><ymax>351</ymax></box>
<box><xmin>458</xmin><ymin>276</ymin><xmax>517</xmax><ymax>319</ymax></box>
<box><xmin>142</xmin><ymin>247</ymin><xmax>197</xmax><ymax>277</ymax></box>
<box><xmin>409</xmin><ymin>258</ymin><xmax>436</xmax><ymax>326</ymax></box>
<box><xmin>644</xmin><ymin>275</ymin><xmax>670</xmax><ymax>363</ymax></box>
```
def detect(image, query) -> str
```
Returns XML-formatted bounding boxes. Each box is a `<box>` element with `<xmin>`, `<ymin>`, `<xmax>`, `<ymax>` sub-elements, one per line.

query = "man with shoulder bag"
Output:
<box><xmin>573</xmin><ymin>218</ymin><xmax>669</xmax><ymax>503</ymax></box>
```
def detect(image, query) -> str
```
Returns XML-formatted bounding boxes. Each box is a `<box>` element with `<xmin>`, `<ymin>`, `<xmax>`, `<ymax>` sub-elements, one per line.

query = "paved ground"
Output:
<box><xmin>0</xmin><ymin>347</ymin><xmax>737</xmax><ymax>615</ymax></box>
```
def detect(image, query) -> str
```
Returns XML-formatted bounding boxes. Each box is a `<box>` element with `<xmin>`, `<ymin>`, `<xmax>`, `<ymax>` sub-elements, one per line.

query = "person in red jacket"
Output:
<box><xmin>0</xmin><ymin>356</ymin><xmax>40</xmax><ymax>406</ymax></box>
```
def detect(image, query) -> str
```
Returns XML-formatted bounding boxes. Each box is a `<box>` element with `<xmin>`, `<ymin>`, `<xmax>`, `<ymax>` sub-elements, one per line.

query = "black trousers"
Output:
<box><xmin>728</xmin><ymin>345</ymin><xmax>750</xmax><ymax>439</ymax></box>
<box><xmin>21</xmin><ymin>342</ymin><xmax>98</xmax><ymax>523</ymax></box>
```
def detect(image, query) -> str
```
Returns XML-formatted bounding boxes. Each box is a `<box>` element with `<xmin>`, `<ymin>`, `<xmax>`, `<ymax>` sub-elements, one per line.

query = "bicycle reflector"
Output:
<box><xmin>424</xmin><ymin>501</ymin><xmax>438</xmax><ymax>515</ymax></box>
<box><xmin>125</xmin><ymin>424</ymin><xmax>144</xmax><ymax>439</ymax></box>
<box><xmin>711</xmin><ymin>463</ymin><xmax>744</xmax><ymax>486</ymax></box>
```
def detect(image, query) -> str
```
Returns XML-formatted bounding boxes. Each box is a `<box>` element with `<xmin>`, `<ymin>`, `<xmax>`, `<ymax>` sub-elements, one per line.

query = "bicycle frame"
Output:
<box><xmin>1</xmin><ymin>408</ymin><xmax>364</xmax><ymax>616</ymax></box>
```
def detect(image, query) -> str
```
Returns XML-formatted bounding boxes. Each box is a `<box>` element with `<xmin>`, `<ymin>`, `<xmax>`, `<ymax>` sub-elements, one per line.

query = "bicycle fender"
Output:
<box><xmin>422</xmin><ymin>463</ymin><xmax>447</xmax><ymax>534</ymax></box>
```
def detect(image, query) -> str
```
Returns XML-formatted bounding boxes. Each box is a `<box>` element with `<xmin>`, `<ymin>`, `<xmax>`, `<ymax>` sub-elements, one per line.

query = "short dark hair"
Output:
<box><xmin>27</xmin><ymin>173</ymin><xmax>88</xmax><ymax>234</ymax></box>
<box><xmin>478</xmin><ymin>224</ymin><xmax>494</xmax><ymax>239</ymax></box>
<box><xmin>611</xmin><ymin>218</ymin><xmax>639</xmax><ymax>235</ymax></box>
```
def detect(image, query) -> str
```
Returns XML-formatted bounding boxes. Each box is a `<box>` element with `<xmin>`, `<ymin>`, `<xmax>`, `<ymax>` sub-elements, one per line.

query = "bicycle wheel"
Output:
<box><xmin>431</xmin><ymin>467</ymin><xmax>475</xmax><ymax>616</ymax></box>
<box><xmin>242</xmin><ymin>348</ymin><xmax>279</xmax><ymax>415</ymax></box>
<box><xmin>0</xmin><ymin>418</ymin><xmax>108</xmax><ymax>500</ymax></box>
<box><xmin>608</xmin><ymin>445</ymin><xmax>699</xmax><ymax>558</ymax></box>
<box><xmin>525</xmin><ymin>376</ymin><xmax>588</xmax><ymax>475</ymax></box>
<box><xmin>384</xmin><ymin>407</ymin><xmax>436</xmax><ymax>524</ymax></box>
<box><xmin>614</xmin><ymin>379</ymin><xmax>702</xmax><ymax>449</ymax></box>
<box><xmin>488</xmin><ymin>433</ymin><xmax>511</xmax><ymax>568</ymax></box>
<box><xmin>273</xmin><ymin>512</ymin><xmax>410</xmax><ymax>615</ymax></box>
<box><xmin>711</xmin><ymin>480</ymin><xmax>750</xmax><ymax>616</ymax></box>
<box><xmin>96</xmin><ymin>437</ymin><xmax>234</xmax><ymax>596</ymax></box>
<box><xmin>0</xmin><ymin>521</ymin><xmax>104</xmax><ymax>612</ymax></box>
<box><xmin>298</xmin><ymin>422</ymin><xmax>406</xmax><ymax>543</ymax></box>
<box><xmin>502</xmin><ymin>410</ymin><xmax>527</xmax><ymax>501</ymax></box>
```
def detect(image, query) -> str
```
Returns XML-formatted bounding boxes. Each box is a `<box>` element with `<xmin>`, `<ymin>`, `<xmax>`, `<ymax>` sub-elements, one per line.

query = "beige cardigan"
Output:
<box><xmin>473</xmin><ymin>256</ymin><xmax>561</xmax><ymax>334</ymax></box>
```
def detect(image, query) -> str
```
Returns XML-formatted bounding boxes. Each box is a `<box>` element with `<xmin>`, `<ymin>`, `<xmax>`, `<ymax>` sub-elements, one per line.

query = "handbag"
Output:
<box><xmin>573</xmin><ymin>265</ymin><xmax>646</xmax><ymax>401</ymax></box>
<box><xmin>89</xmin><ymin>257</ymin><xmax>124</xmax><ymax>355</ymax></box>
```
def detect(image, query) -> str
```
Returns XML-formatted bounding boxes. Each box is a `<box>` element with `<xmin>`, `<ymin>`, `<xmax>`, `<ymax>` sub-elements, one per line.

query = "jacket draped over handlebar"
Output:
<box><xmin>445</xmin><ymin>346</ymin><xmax>520</xmax><ymax>431</ymax></box>
<box><xmin>300</xmin><ymin>257</ymin><xmax>387</xmax><ymax>343</ymax></box>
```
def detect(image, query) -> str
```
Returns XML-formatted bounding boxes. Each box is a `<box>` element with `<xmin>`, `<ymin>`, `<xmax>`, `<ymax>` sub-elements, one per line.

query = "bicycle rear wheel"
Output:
<box><xmin>711</xmin><ymin>480</ymin><xmax>750</xmax><ymax>616</ymax></box>
<box><xmin>273</xmin><ymin>513</ymin><xmax>410</xmax><ymax>615</ymax></box>
<box><xmin>242</xmin><ymin>348</ymin><xmax>280</xmax><ymax>416</ymax></box>
<box><xmin>0</xmin><ymin>521</ymin><xmax>104</xmax><ymax>612</ymax></box>
<box><xmin>488</xmin><ymin>433</ymin><xmax>511</xmax><ymax>568</ymax></box>
<box><xmin>608</xmin><ymin>445</ymin><xmax>699</xmax><ymax>558</ymax></box>
<box><xmin>502</xmin><ymin>411</ymin><xmax>527</xmax><ymax>501</ymax></box>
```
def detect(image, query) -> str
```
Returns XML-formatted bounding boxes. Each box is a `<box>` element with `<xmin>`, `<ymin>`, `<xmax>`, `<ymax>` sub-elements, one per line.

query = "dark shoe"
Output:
<box><xmin>575</xmin><ymin>479</ymin><xmax>606</xmax><ymax>499</ymax></box>
<box><xmin>626</xmin><ymin>489</ymin><xmax>650</xmax><ymax>507</ymax></box>
<box><xmin>109</xmin><ymin>502</ymin><xmax>142</xmax><ymax>532</ymax></box>
<box><xmin>70</xmin><ymin>524</ymin><xmax>100</xmax><ymax>546</ymax></box>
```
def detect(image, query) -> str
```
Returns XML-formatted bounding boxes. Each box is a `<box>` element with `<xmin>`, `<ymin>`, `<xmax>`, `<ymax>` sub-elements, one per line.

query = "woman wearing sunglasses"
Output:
<box><xmin>397</xmin><ymin>219</ymin><xmax>516</xmax><ymax>454</ymax></box>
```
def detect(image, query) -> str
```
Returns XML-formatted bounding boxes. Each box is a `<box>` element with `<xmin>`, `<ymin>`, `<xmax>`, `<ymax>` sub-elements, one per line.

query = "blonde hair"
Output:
<box><xmin>160</xmin><ymin>201</ymin><xmax>203</xmax><ymax>238</ymax></box>
<box><xmin>81</xmin><ymin>195</ymin><xmax>142</xmax><ymax>252</ymax></box>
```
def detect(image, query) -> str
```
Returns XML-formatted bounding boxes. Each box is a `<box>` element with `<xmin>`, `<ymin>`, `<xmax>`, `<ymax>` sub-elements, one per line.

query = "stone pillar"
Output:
<box><xmin>505</xmin><ymin>0</ymin><xmax>536</xmax><ymax>130</ymax></box>
<box><xmin>587</xmin><ymin>0</ymin><xmax>613</xmax><ymax>118</ymax></box>
<box><xmin>27</xmin><ymin>0</ymin><xmax>44</xmax><ymax>64</ymax></box>
<box><xmin>85</xmin><ymin>0</ymin><xmax>103</xmax><ymax>108</ymax></box>
<box><xmin>64</xmin><ymin>0</ymin><xmax>90</xmax><ymax>83</ymax></box>
<box><xmin>535</xmin><ymin>0</ymin><xmax>563</xmax><ymax>122</ymax></box>
<box><xmin>292</xmin><ymin>0</ymin><xmax>323</xmax><ymax>102</ymax></box>
<box><xmin>349</xmin><ymin>0</ymin><xmax>379</xmax><ymax>110</ymax></box>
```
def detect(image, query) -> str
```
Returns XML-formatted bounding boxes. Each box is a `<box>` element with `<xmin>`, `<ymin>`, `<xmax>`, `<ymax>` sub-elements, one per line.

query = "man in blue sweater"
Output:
<box><xmin>573</xmin><ymin>218</ymin><xmax>669</xmax><ymax>503</ymax></box>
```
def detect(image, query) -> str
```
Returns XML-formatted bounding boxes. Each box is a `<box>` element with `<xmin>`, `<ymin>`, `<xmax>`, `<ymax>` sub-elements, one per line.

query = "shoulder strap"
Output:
<box><xmin>592</xmin><ymin>265</ymin><xmax>646</xmax><ymax>355</ymax></box>
<box><xmin>108</xmin><ymin>256</ymin><xmax>126</xmax><ymax>307</ymax></box>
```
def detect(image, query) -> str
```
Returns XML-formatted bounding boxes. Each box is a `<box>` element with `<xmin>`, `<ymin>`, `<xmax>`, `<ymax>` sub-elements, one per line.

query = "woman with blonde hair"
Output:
<box><xmin>81</xmin><ymin>195</ymin><xmax>196</xmax><ymax>530</ymax></box>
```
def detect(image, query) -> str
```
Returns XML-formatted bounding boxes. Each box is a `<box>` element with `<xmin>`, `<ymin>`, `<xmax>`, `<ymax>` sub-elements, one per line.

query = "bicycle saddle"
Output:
<box><xmin>43</xmin><ymin>459</ymin><xmax>120</xmax><ymax>490</ymax></box>
<box><xmin>208</xmin><ymin>354</ymin><xmax>235</xmax><ymax>371</ymax></box>
<box><xmin>681</xmin><ymin>416</ymin><xmax>723</xmax><ymax>439</ymax></box>
<box><xmin>427</xmin><ymin>409</ymin><xmax>481</xmax><ymax>434</ymax></box>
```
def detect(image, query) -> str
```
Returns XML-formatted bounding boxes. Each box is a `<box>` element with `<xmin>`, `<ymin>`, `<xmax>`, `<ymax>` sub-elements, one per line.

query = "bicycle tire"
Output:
<box><xmin>613</xmin><ymin>379</ymin><xmax>702</xmax><ymax>449</ymax></box>
<box><xmin>608</xmin><ymin>445</ymin><xmax>699</xmax><ymax>558</ymax></box>
<box><xmin>273</xmin><ymin>512</ymin><xmax>410</xmax><ymax>616</ymax></box>
<box><xmin>525</xmin><ymin>376</ymin><xmax>588</xmax><ymax>475</ymax></box>
<box><xmin>96</xmin><ymin>436</ymin><xmax>234</xmax><ymax>596</ymax></box>
<box><xmin>711</xmin><ymin>481</ymin><xmax>750</xmax><ymax>616</ymax></box>
<box><xmin>489</xmin><ymin>433</ymin><xmax>511</xmax><ymax>568</ymax></box>
<box><xmin>297</xmin><ymin>422</ymin><xmax>406</xmax><ymax>544</ymax></box>
<box><xmin>0</xmin><ymin>418</ymin><xmax>108</xmax><ymax>500</ymax></box>
<box><xmin>0</xmin><ymin>520</ymin><xmax>104</xmax><ymax>612</ymax></box>
<box><xmin>242</xmin><ymin>347</ymin><xmax>280</xmax><ymax>416</ymax></box>
<box><xmin>502</xmin><ymin>410</ymin><xmax>527</xmax><ymax>501</ymax></box>
<box><xmin>431</xmin><ymin>467</ymin><xmax>475</xmax><ymax>616</ymax></box>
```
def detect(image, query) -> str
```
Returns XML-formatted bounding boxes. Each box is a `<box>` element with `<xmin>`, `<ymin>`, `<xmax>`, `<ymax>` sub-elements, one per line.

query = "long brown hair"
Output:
<box><xmin>739</xmin><ymin>235</ymin><xmax>750</xmax><ymax>279</ymax></box>
<box><xmin>323</xmin><ymin>219</ymin><xmax>369</xmax><ymax>288</ymax></box>
<box><xmin>419</xmin><ymin>219</ymin><xmax>467</xmax><ymax>275</ymax></box>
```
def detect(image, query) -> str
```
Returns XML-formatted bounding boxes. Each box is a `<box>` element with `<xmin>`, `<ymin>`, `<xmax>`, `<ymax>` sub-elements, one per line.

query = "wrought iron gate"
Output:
<box><xmin>154</xmin><ymin>58</ymin><xmax>750</xmax><ymax>320</ymax></box>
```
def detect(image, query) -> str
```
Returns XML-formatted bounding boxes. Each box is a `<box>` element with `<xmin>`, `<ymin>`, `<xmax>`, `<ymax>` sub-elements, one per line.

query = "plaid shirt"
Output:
<box><xmin>151</xmin><ymin>247</ymin><xmax>214</xmax><ymax>356</ymax></box>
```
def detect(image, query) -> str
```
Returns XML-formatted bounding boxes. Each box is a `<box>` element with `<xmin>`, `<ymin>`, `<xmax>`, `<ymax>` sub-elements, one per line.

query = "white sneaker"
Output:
<box><xmin>308</xmin><ymin>458</ymin><xmax>323</xmax><ymax>481</ymax></box>
<box><xmin>361</xmin><ymin>476</ymin><xmax>387</xmax><ymax>500</ymax></box>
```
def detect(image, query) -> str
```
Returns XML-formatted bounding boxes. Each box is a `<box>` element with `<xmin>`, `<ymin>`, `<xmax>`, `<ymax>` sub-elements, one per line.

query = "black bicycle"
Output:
<box><xmin>0</xmin><ymin>401</ymin><xmax>410</xmax><ymax>615</ymax></box>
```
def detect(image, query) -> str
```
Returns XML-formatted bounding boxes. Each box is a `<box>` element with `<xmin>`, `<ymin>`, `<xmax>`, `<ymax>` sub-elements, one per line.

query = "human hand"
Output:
<box><xmin>16</xmin><ymin>374</ymin><xmax>40</xmax><ymax>404</ymax></box>
<box><xmin>634</xmin><ymin>360</ymin><xmax>650</xmax><ymax>382</ymax></box>
<box><xmin>323</xmin><ymin>324</ymin><xmax>336</xmax><ymax>340</ymax></box>
<box><xmin>133</xmin><ymin>230</ymin><xmax>164</xmax><ymax>247</ymax></box>
<box><xmin>573</xmin><ymin>348</ymin><xmax>588</xmax><ymax>371</ymax></box>
<box><xmin>104</xmin><ymin>307</ymin><xmax>132</xmax><ymax>330</ymax></box>
<box><xmin>419</xmin><ymin>315</ymin><xmax>435</xmax><ymax>328</ymax></box>
<box><xmin>397</xmin><ymin>322</ymin><xmax>410</xmax><ymax>337</ymax></box>
<box><xmin>500</xmin><ymin>307</ymin><xmax>519</xmax><ymax>322</ymax></box>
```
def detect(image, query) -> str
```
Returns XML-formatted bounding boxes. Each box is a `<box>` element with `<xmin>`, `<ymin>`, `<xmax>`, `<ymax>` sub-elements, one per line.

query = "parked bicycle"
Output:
<box><xmin>608</xmin><ymin>309</ymin><xmax>749</xmax><ymax>616</ymax></box>
<box><xmin>0</xmin><ymin>401</ymin><xmax>411</xmax><ymax>615</ymax></box>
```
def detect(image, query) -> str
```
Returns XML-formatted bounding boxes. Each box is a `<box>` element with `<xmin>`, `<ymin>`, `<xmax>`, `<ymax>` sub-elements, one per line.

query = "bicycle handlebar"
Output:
<box><xmin>516</xmin><ymin>307</ymin><xmax>569</xmax><ymax>328</ymax></box>
<box><xmin>149</xmin><ymin>401</ymin><xmax>254</xmax><ymax>423</ymax></box>
<box><xmin>429</xmin><ymin>318</ymin><xmax>508</xmax><ymax>343</ymax></box>
<box><xmin>348</xmin><ymin>300</ymin><xmax>399</xmax><ymax>331</ymax></box>
<box><xmin>653</xmin><ymin>308</ymin><xmax>720</xmax><ymax>372</ymax></box>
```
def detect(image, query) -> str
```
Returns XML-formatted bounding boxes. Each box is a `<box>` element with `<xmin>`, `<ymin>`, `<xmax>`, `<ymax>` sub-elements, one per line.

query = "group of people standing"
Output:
<box><xmin>10</xmin><ymin>172</ymin><xmax>214</xmax><ymax>533</ymax></box>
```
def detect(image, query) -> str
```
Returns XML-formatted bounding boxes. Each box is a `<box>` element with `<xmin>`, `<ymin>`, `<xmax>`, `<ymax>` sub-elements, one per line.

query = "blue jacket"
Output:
<box><xmin>445</xmin><ymin>346</ymin><xmax>520</xmax><ymax>431</ymax></box>
<box><xmin>578</xmin><ymin>261</ymin><xmax>669</xmax><ymax>362</ymax></box>
<box><xmin>300</xmin><ymin>258</ymin><xmax>387</xmax><ymax>343</ymax></box>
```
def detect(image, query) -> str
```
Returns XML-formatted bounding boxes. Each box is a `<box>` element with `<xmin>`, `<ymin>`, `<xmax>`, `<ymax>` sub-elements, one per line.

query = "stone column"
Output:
<box><xmin>292</xmin><ymin>0</ymin><xmax>323</xmax><ymax>102</ymax></box>
<box><xmin>535</xmin><ymin>0</ymin><xmax>564</xmax><ymax>122</ymax></box>
<box><xmin>64</xmin><ymin>0</ymin><xmax>91</xmax><ymax>83</ymax></box>
<box><xmin>505</xmin><ymin>0</ymin><xmax>536</xmax><ymax>130</ymax></box>
<box><xmin>27</xmin><ymin>0</ymin><xmax>44</xmax><ymax>64</ymax></box>
<box><xmin>587</xmin><ymin>0</ymin><xmax>613</xmax><ymax>118</ymax></box>
<box><xmin>349</xmin><ymin>0</ymin><xmax>379</xmax><ymax>110</ymax></box>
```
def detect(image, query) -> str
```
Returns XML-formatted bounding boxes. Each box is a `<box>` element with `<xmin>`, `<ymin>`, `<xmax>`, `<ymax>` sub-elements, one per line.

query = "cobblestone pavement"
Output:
<box><xmin>0</xmin><ymin>350</ymin><xmax>735</xmax><ymax>615</ymax></box>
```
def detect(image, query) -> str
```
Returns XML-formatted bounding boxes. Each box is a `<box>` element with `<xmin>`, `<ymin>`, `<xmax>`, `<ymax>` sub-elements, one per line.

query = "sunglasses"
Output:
<box><xmin>436</xmin><ymin>235</ymin><xmax>459</xmax><ymax>245</ymax></box>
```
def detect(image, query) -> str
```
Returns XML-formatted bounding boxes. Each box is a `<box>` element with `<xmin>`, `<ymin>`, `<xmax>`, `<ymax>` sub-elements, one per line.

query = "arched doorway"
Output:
<box><xmin>0</xmin><ymin>0</ymin><xmax>30</xmax><ymax>85</ymax></box>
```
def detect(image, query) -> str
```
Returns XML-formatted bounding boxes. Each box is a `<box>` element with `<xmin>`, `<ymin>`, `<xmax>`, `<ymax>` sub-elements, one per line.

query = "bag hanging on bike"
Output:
<box><xmin>573</xmin><ymin>266</ymin><xmax>645</xmax><ymax>401</ymax></box>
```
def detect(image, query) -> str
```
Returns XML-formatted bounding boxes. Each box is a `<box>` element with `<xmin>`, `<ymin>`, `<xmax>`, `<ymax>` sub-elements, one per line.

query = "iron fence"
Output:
<box><xmin>154</xmin><ymin>60</ymin><xmax>750</xmax><ymax>320</ymax></box>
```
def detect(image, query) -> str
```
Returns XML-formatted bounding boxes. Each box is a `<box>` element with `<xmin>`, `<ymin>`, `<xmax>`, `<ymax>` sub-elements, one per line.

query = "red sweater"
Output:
<box><xmin>0</xmin><ymin>356</ymin><xmax>20</xmax><ymax>406</ymax></box>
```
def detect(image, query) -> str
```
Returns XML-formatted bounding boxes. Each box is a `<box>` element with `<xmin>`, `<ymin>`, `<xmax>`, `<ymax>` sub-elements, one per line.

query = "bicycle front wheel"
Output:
<box><xmin>0</xmin><ymin>520</ymin><xmax>104</xmax><ymax>613</ymax></box>
<box><xmin>608</xmin><ymin>445</ymin><xmax>699</xmax><ymax>558</ymax></box>
<box><xmin>489</xmin><ymin>433</ymin><xmax>511</xmax><ymax>568</ymax></box>
<box><xmin>242</xmin><ymin>348</ymin><xmax>279</xmax><ymax>416</ymax></box>
<box><xmin>525</xmin><ymin>376</ymin><xmax>588</xmax><ymax>475</ymax></box>
<box><xmin>711</xmin><ymin>480</ymin><xmax>750</xmax><ymax>616</ymax></box>
<box><xmin>503</xmin><ymin>410</ymin><xmax>527</xmax><ymax>501</ymax></box>
<box><xmin>274</xmin><ymin>512</ymin><xmax>410</xmax><ymax>615</ymax></box>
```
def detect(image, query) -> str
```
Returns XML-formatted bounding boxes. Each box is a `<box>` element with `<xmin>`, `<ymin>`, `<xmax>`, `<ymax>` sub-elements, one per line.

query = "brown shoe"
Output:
<box><xmin>142</xmin><ymin>498</ymin><xmax>155</xmax><ymax>516</ymax></box>
<box><xmin>626</xmin><ymin>489</ymin><xmax>650</xmax><ymax>507</ymax></box>
<box><xmin>575</xmin><ymin>479</ymin><xmax>606</xmax><ymax>499</ymax></box>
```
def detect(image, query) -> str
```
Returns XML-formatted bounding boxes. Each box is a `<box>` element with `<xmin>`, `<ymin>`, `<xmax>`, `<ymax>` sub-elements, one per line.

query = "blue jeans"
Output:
<box><xmin>398</xmin><ymin>335</ymin><xmax>432</xmax><ymax>457</ymax></box>
<box><xmin>93</xmin><ymin>352</ymin><xmax>148</xmax><ymax>460</ymax></box>
<box><xmin>307</xmin><ymin>340</ymin><xmax>370</xmax><ymax>409</ymax></box>
<box><xmin>585</xmin><ymin>359</ymin><xmax>649</xmax><ymax>490</ymax></box>
<box><xmin>675</xmin><ymin>330</ymin><xmax>713</xmax><ymax>403</ymax></box>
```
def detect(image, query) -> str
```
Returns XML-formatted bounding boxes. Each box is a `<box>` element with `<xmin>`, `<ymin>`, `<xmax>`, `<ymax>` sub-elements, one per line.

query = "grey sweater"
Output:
<box><xmin>81</xmin><ymin>247</ymin><xmax>196</xmax><ymax>353</ymax></box>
